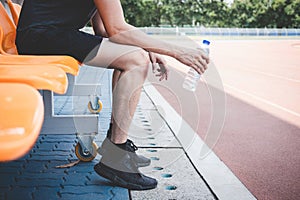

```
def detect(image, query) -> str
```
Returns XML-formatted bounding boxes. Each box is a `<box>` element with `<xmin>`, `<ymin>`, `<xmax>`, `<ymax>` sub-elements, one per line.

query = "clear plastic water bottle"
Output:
<box><xmin>182</xmin><ymin>39</ymin><xmax>210</xmax><ymax>92</ymax></box>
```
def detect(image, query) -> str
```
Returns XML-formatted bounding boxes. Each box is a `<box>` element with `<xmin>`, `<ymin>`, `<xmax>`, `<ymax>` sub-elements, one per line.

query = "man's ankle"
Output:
<box><xmin>113</xmin><ymin>141</ymin><xmax>127</xmax><ymax>151</ymax></box>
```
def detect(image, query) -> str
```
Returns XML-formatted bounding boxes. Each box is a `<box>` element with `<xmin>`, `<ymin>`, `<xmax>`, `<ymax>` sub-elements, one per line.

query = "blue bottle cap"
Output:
<box><xmin>202</xmin><ymin>40</ymin><xmax>210</xmax><ymax>45</ymax></box>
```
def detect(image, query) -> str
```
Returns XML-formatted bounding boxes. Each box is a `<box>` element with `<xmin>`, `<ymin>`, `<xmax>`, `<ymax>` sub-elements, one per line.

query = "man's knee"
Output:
<box><xmin>124</xmin><ymin>49</ymin><xmax>150</xmax><ymax>74</ymax></box>
<box><xmin>132</xmin><ymin>49</ymin><xmax>150</xmax><ymax>66</ymax></box>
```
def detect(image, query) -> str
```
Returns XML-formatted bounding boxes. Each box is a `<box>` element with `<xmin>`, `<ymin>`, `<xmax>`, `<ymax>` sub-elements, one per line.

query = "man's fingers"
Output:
<box><xmin>191</xmin><ymin>63</ymin><xmax>203</xmax><ymax>74</ymax></box>
<box><xmin>201</xmin><ymin>54</ymin><xmax>210</xmax><ymax>64</ymax></box>
<box><xmin>149</xmin><ymin>52</ymin><xmax>157</xmax><ymax>73</ymax></box>
<box><xmin>155</xmin><ymin>70</ymin><xmax>168</xmax><ymax>81</ymax></box>
<box><xmin>199</xmin><ymin>59</ymin><xmax>208</xmax><ymax>71</ymax></box>
<box><xmin>149</xmin><ymin>53</ymin><xmax>169</xmax><ymax>81</ymax></box>
<box><xmin>193</xmin><ymin>55</ymin><xmax>209</xmax><ymax>73</ymax></box>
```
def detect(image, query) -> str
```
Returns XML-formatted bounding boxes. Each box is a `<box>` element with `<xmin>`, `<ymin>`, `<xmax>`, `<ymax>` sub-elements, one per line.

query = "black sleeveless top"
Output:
<box><xmin>17</xmin><ymin>0</ymin><xmax>96</xmax><ymax>31</ymax></box>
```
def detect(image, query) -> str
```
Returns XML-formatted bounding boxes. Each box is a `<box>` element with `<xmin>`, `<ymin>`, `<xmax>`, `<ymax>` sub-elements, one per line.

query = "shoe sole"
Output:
<box><xmin>98</xmin><ymin>148</ymin><xmax>151</xmax><ymax>168</ymax></box>
<box><xmin>136</xmin><ymin>160</ymin><xmax>151</xmax><ymax>168</ymax></box>
<box><xmin>94</xmin><ymin>163</ymin><xmax>157</xmax><ymax>190</ymax></box>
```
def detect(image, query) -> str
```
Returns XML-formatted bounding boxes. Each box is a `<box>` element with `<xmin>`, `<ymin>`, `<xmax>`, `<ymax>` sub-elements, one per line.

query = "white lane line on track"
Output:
<box><xmin>224</xmin><ymin>83</ymin><xmax>300</xmax><ymax>118</ymax></box>
<box><xmin>238</xmin><ymin>66</ymin><xmax>300</xmax><ymax>83</ymax></box>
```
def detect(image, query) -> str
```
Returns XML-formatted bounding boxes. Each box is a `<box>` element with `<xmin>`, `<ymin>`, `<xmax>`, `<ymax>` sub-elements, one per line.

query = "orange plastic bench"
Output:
<box><xmin>0</xmin><ymin>64</ymin><xmax>68</xmax><ymax>94</ymax></box>
<box><xmin>0</xmin><ymin>52</ymin><xmax>79</xmax><ymax>76</ymax></box>
<box><xmin>0</xmin><ymin>1</ymin><xmax>103</xmax><ymax>162</ymax></box>
<box><xmin>0</xmin><ymin>83</ymin><xmax>44</xmax><ymax>162</ymax></box>
<box><xmin>0</xmin><ymin>3</ymin><xmax>80</xmax><ymax>75</ymax></box>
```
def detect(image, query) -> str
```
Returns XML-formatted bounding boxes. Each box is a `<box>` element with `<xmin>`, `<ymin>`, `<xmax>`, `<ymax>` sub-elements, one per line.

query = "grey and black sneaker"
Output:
<box><xmin>94</xmin><ymin>141</ymin><xmax>157</xmax><ymax>190</ymax></box>
<box><xmin>99</xmin><ymin>124</ymin><xmax>151</xmax><ymax>167</ymax></box>
<box><xmin>126</xmin><ymin>139</ymin><xmax>151</xmax><ymax>167</ymax></box>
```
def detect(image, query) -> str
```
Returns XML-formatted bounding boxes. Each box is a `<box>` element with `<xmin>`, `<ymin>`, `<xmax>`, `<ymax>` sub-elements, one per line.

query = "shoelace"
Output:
<box><xmin>127</xmin><ymin>139</ymin><xmax>138</xmax><ymax>152</ymax></box>
<box><xmin>107</xmin><ymin>125</ymin><xmax>138</xmax><ymax>152</ymax></box>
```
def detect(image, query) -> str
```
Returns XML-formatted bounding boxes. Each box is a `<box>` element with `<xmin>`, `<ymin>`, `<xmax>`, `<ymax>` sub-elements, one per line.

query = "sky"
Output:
<box><xmin>224</xmin><ymin>0</ymin><xmax>234</xmax><ymax>4</ymax></box>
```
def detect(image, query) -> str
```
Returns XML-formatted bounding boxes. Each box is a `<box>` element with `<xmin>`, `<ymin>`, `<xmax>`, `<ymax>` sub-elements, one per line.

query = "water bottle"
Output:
<box><xmin>182</xmin><ymin>39</ymin><xmax>210</xmax><ymax>92</ymax></box>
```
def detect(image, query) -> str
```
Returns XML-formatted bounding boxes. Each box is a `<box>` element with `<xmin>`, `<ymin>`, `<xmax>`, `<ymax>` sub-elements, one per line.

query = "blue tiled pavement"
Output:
<box><xmin>0</xmin><ymin>134</ymin><xmax>129</xmax><ymax>200</ymax></box>
<box><xmin>0</xmin><ymin>67</ymin><xmax>129</xmax><ymax>200</ymax></box>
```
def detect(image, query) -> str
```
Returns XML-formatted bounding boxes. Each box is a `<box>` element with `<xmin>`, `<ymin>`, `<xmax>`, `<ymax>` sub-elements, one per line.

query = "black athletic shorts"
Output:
<box><xmin>16</xmin><ymin>27</ymin><xmax>103</xmax><ymax>63</ymax></box>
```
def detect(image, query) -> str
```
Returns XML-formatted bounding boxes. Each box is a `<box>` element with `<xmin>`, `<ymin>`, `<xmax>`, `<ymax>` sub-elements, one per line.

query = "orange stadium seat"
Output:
<box><xmin>0</xmin><ymin>54</ymin><xmax>79</xmax><ymax>75</ymax></box>
<box><xmin>0</xmin><ymin>83</ymin><xmax>44</xmax><ymax>161</ymax></box>
<box><xmin>0</xmin><ymin>64</ymin><xmax>68</xmax><ymax>94</ymax></box>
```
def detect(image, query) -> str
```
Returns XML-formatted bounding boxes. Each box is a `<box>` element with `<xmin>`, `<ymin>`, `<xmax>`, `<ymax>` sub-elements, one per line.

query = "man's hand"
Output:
<box><xmin>148</xmin><ymin>52</ymin><xmax>169</xmax><ymax>81</ymax></box>
<box><xmin>175</xmin><ymin>47</ymin><xmax>210</xmax><ymax>75</ymax></box>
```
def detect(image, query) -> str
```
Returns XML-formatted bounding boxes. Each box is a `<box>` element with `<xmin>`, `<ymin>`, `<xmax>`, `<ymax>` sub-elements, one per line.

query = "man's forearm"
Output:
<box><xmin>108</xmin><ymin>25</ymin><xmax>210</xmax><ymax>75</ymax></box>
<box><xmin>91</xmin><ymin>12</ymin><xmax>108</xmax><ymax>37</ymax></box>
<box><xmin>108</xmin><ymin>25</ymin><xmax>183</xmax><ymax>59</ymax></box>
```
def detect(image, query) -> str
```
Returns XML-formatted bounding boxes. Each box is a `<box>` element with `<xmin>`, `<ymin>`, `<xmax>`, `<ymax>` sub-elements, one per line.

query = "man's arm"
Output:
<box><xmin>93</xmin><ymin>0</ymin><xmax>209</xmax><ymax>74</ymax></box>
<box><xmin>91</xmin><ymin>10</ymin><xmax>169</xmax><ymax>81</ymax></box>
<box><xmin>91</xmin><ymin>12</ymin><xmax>108</xmax><ymax>37</ymax></box>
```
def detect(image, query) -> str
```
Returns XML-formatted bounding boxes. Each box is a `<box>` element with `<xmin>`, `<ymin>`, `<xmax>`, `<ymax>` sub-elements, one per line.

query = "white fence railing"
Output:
<box><xmin>140</xmin><ymin>27</ymin><xmax>300</xmax><ymax>36</ymax></box>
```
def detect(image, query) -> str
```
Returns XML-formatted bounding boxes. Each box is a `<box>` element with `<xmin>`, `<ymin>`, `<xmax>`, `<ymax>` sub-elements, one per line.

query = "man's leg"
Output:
<box><xmin>87</xmin><ymin>39</ymin><xmax>148</xmax><ymax>143</ymax></box>
<box><xmin>85</xmin><ymin>39</ymin><xmax>157</xmax><ymax>190</ymax></box>
<box><xmin>104</xmin><ymin>68</ymin><xmax>151</xmax><ymax>168</ymax></box>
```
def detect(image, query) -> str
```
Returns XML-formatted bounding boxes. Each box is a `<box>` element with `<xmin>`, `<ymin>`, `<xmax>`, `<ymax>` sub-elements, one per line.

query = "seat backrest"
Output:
<box><xmin>0</xmin><ymin>2</ymin><xmax>18</xmax><ymax>55</ymax></box>
<box><xmin>6</xmin><ymin>0</ymin><xmax>21</xmax><ymax>26</ymax></box>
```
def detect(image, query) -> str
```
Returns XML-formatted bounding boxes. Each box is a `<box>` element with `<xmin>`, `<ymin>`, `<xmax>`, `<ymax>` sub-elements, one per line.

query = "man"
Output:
<box><xmin>16</xmin><ymin>0</ymin><xmax>209</xmax><ymax>190</ymax></box>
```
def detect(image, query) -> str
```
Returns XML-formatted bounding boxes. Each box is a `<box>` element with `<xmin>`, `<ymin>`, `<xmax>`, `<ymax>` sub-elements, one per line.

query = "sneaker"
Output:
<box><xmin>126</xmin><ymin>139</ymin><xmax>151</xmax><ymax>167</ymax></box>
<box><xmin>100</xmin><ymin>125</ymin><xmax>151</xmax><ymax>167</ymax></box>
<box><xmin>94</xmin><ymin>149</ymin><xmax>157</xmax><ymax>190</ymax></box>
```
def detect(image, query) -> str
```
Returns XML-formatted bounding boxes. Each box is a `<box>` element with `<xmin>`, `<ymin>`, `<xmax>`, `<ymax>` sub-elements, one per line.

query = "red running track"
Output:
<box><xmin>149</xmin><ymin>39</ymin><xmax>300</xmax><ymax>200</ymax></box>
